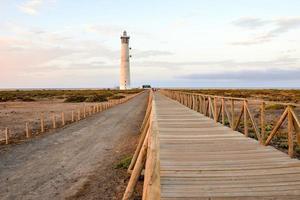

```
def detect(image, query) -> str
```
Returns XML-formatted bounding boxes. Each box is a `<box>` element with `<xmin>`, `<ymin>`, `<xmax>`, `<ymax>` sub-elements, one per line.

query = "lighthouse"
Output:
<box><xmin>120</xmin><ymin>31</ymin><xmax>131</xmax><ymax>90</ymax></box>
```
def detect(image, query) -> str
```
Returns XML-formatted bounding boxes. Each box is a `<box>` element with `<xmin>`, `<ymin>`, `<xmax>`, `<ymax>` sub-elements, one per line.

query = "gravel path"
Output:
<box><xmin>0</xmin><ymin>93</ymin><xmax>147</xmax><ymax>200</ymax></box>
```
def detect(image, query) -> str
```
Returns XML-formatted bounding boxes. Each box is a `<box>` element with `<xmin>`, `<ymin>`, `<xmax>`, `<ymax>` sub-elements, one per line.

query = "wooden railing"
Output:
<box><xmin>0</xmin><ymin>92</ymin><xmax>143</xmax><ymax>145</ymax></box>
<box><xmin>123</xmin><ymin>90</ymin><xmax>160</xmax><ymax>200</ymax></box>
<box><xmin>161</xmin><ymin>90</ymin><xmax>300</xmax><ymax>158</ymax></box>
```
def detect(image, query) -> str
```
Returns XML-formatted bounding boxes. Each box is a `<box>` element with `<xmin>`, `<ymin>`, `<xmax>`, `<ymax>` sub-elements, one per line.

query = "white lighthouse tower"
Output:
<box><xmin>120</xmin><ymin>30</ymin><xmax>131</xmax><ymax>90</ymax></box>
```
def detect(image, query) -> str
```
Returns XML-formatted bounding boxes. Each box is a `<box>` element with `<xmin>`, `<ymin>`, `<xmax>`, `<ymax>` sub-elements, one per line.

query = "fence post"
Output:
<box><xmin>52</xmin><ymin>114</ymin><xmax>56</xmax><ymax>129</ymax></box>
<box><xmin>61</xmin><ymin>112</ymin><xmax>65</xmax><ymax>126</ymax></box>
<box><xmin>71</xmin><ymin>111</ymin><xmax>74</xmax><ymax>122</ymax></box>
<box><xmin>40</xmin><ymin>113</ymin><xmax>45</xmax><ymax>133</ymax></box>
<box><xmin>5</xmin><ymin>128</ymin><xmax>9</xmax><ymax>144</ymax></box>
<box><xmin>26</xmin><ymin>122</ymin><xmax>30</xmax><ymax>138</ymax></box>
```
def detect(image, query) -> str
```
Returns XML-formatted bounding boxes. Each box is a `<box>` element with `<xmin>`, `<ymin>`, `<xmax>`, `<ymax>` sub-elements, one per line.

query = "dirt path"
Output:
<box><xmin>0</xmin><ymin>93</ymin><xmax>147</xmax><ymax>200</ymax></box>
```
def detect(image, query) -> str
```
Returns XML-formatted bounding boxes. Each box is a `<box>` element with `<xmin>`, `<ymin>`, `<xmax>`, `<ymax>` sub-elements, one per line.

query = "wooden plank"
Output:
<box><xmin>143</xmin><ymin>92</ymin><xmax>300</xmax><ymax>199</ymax></box>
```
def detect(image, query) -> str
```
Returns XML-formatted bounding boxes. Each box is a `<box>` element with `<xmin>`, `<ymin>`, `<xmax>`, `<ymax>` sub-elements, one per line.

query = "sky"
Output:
<box><xmin>1</xmin><ymin>0</ymin><xmax>300</xmax><ymax>88</ymax></box>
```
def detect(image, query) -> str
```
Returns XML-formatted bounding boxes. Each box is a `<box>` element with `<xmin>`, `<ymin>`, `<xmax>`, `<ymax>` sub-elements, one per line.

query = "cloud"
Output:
<box><xmin>133</xmin><ymin>56</ymin><xmax>298</xmax><ymax>69</ymax></box>
<box><xmin>178</xmin><ymin>68</ymin><xmax>300</xmax><ymax>82</ymax></box>
<box><xmin>0</xmin><ymin>24</ymin><xmax>119</xmax><ymax>77</ymax></box>
<box><xmin>271</xmin><ymin>17</ymin><xmax>300</xmax><ymax>34</ymax></box>
<box><xmin>18</xmin><ymin>0</ymin><xmax>56</xmax><ymax>15</ymax></box>
<box><xmin>231</xmin><ymin>32</ymin><xmax>274</xmax><ymax>45</ymax></box>
<box><xmin>85</xmin><ymin>24</ymin><xmax>155</xmax><ymax>40</ymax></box>
<box><xmin>232</xmin><ymin>17</ymin><xmax>270</xmax><ymax>29</ymax></box>
<box><xmin>232</xmin><ymin>17</ymin><xmax>300</xmax><ymax>45</ymax></box>
<box><xmin>133</xmin><ymin>50</ymin><xmax>173</xmax><ymax>58</ymax></box>
<box><xmin>18</xmin><ymin>0</ymin><xmax>43</xmax><ymax>15</ymax></box>
<box><xmin>86</xmin><ymin>24</ymin><xmax>124</xmax><ymax>36</ymax></box>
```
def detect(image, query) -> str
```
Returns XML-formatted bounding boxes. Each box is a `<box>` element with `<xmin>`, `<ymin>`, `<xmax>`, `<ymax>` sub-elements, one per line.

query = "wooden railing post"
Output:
<box><xmin>123</xmin><ymin>131</ymin><xmax>149</xmax><ymax>200</ymax></box>
<box><xmin>287</xmin><ymin>106</ymin><xmax>294</xmax><ymax>157</ymax></box>
<box><xmin>222</xmin><ymin>98</ymin><xmax>225</xmax><ymax>125</ymax></box>
<box><xmin>202</xmin><ymin>96</ymin><xmax>205</xmax><ymax>114</ymax></box>
<box><xmin>208</xmin><ymin>97</ymin><xmax>213</xmax><ymax>118</ymax></box>
<box><xmin>261</xmin><ymin>102</ymin><xmax>266</xmax><ymax>143</ymax></box>
<box><xmin>214</xmin><ymin>97</ymin><xmax>218</xmax><ymax>122</ymax></box>
<box><xmin>231</xmin><ymin>99</ymin><xmax>235</xmax><ymax>130</ymax></box>
<box><xmin>199</xmin><ymin>96</ymin><xmax>202</xmax><ymax>113</ymax></box>
<box><xmin>192</xmin><ymin>95</ymin><xmax>195</xmax><ymax>110</ymax></box>
<box><xmin>290</xmin><ymin>108</ymin><xmax>300</xmax><ymax>145</ymax></box>
<box><xmin>205</xmin><ymin>97</ymin><xmax>209</xmax><ymax>116</ymax></box>
<box><xmin>244</xmin><ymin>100</ymin><xmax>248</xmax><ymax>137</ymax></box>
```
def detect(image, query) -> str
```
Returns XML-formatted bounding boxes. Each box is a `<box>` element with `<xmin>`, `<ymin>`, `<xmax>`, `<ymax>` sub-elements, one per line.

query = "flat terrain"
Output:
<box><xmin>0</xmin><ymin>100</ymin><xmax>98</xmax><ymax>139</ymax></box>
<box><xmin>181</xmin><ymin>89</ymin><xmax>300</xmax><ymax>103</ymax></box>
<box><xmin>0</xmin><ymin>89</ymin><xmax>142</xmax><ymax>141</ymax></box>
<box><xmin>0</xmin><ymin>92</ymin><xmax>147</xmax><ymax>200</ymax></box>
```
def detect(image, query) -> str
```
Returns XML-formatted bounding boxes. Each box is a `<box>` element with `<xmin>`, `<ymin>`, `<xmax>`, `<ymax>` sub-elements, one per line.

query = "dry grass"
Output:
<box><xmin>0</xmin><ymin>89</ymin><xmax>143</xmax><ymax>102</ymax></box>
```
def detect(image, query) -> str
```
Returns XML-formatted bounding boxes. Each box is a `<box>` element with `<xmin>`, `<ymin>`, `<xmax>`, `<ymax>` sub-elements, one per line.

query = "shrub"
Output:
<box><xmin>110</xmin><ymin>95</ymin><xmax>125</xmax><ymax>100</ymax></box>
<box><xmin>20</xmin><ymin>97</ymin><xmax>35</xmax><ymax>102</ymax></box>
<box><xmin>64</xmin><ymin>95</ymin><xmax>87</xmax><ymax>103</ymax></box>
<box><xmin>115</xmin><ymin>156</ymin><xmax>132</xmax><ymax>169</ymax></box>
<box><xmin>265</xmin><ymin>104</ymin><xmax>285</xmax><ymax>110</ymax></box>
<box><xmin>85</xmin><ymin>95</ymin><xmax>108</xmax><ymax>102</ymax></box>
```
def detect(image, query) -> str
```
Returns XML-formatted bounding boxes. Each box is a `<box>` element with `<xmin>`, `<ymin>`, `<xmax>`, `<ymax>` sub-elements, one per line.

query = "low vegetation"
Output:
<box><xmin>179</xmin><ymin>89</ymin><xmax>300</xmax><ymax>103</ymax></box>
<box><xmin>265</xmin><ymin>104</ymin><xmax>286</xmax><ymax>110</ymax></box>
<box><xmin>110</xmin><ymin>95</ymin><xmax>126</xmax><ymax>100</ymax></box>
<box><xmin>115</xmin><ymin>155</ymin><xmax>132</xmax><ymax>169</ymax></box>
<box><xmin>0</xmin><ymin>89</ymin><xmax>143</xmax><ymax>103</ymax></box>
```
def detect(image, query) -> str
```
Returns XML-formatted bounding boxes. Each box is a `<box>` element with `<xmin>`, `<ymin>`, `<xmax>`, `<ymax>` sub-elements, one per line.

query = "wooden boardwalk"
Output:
<box><xmin>154</xmin><ymin>92</ymin><xmax>300</xmax><ymax>199</ymax></box>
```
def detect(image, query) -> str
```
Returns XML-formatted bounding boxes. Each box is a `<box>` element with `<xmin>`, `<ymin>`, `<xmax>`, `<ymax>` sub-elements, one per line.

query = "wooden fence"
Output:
<box><xmin>123</xmin><ymin>90</ymin><xmax>160</xmax><ymax>200</ymax></box>
<box><xmin>161</xmin><ymin>90</ymin><xmax>300</xmax><ymax>158</ymax></box>
<box><xmin>0</xmin><ymin>92</ymin><xmax>143</xmax><ymax>145</ymax></box>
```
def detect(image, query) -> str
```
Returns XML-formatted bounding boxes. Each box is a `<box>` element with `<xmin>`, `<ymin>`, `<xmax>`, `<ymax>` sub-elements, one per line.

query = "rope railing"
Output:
<box><xmin>123</xmin><ymin>90</ymin><xmax>160</xmax><ymax>200</ymax></box>
<box><xmin>161</xmin><ymin>89</ymin><xmax>300</xmax><ymax>158</ymax></box>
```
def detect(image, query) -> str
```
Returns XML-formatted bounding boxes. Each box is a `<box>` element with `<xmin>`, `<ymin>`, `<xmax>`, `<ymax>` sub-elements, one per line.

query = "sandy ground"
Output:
<box><xmin>0</xmin><ymin>92</ymin><xmax>147</xmax><ymax>200</ymax></box>
<box><xmin>0</xmin><ymin>98</ymin><xmax>130</xmax><ymax>141</ymax></box>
